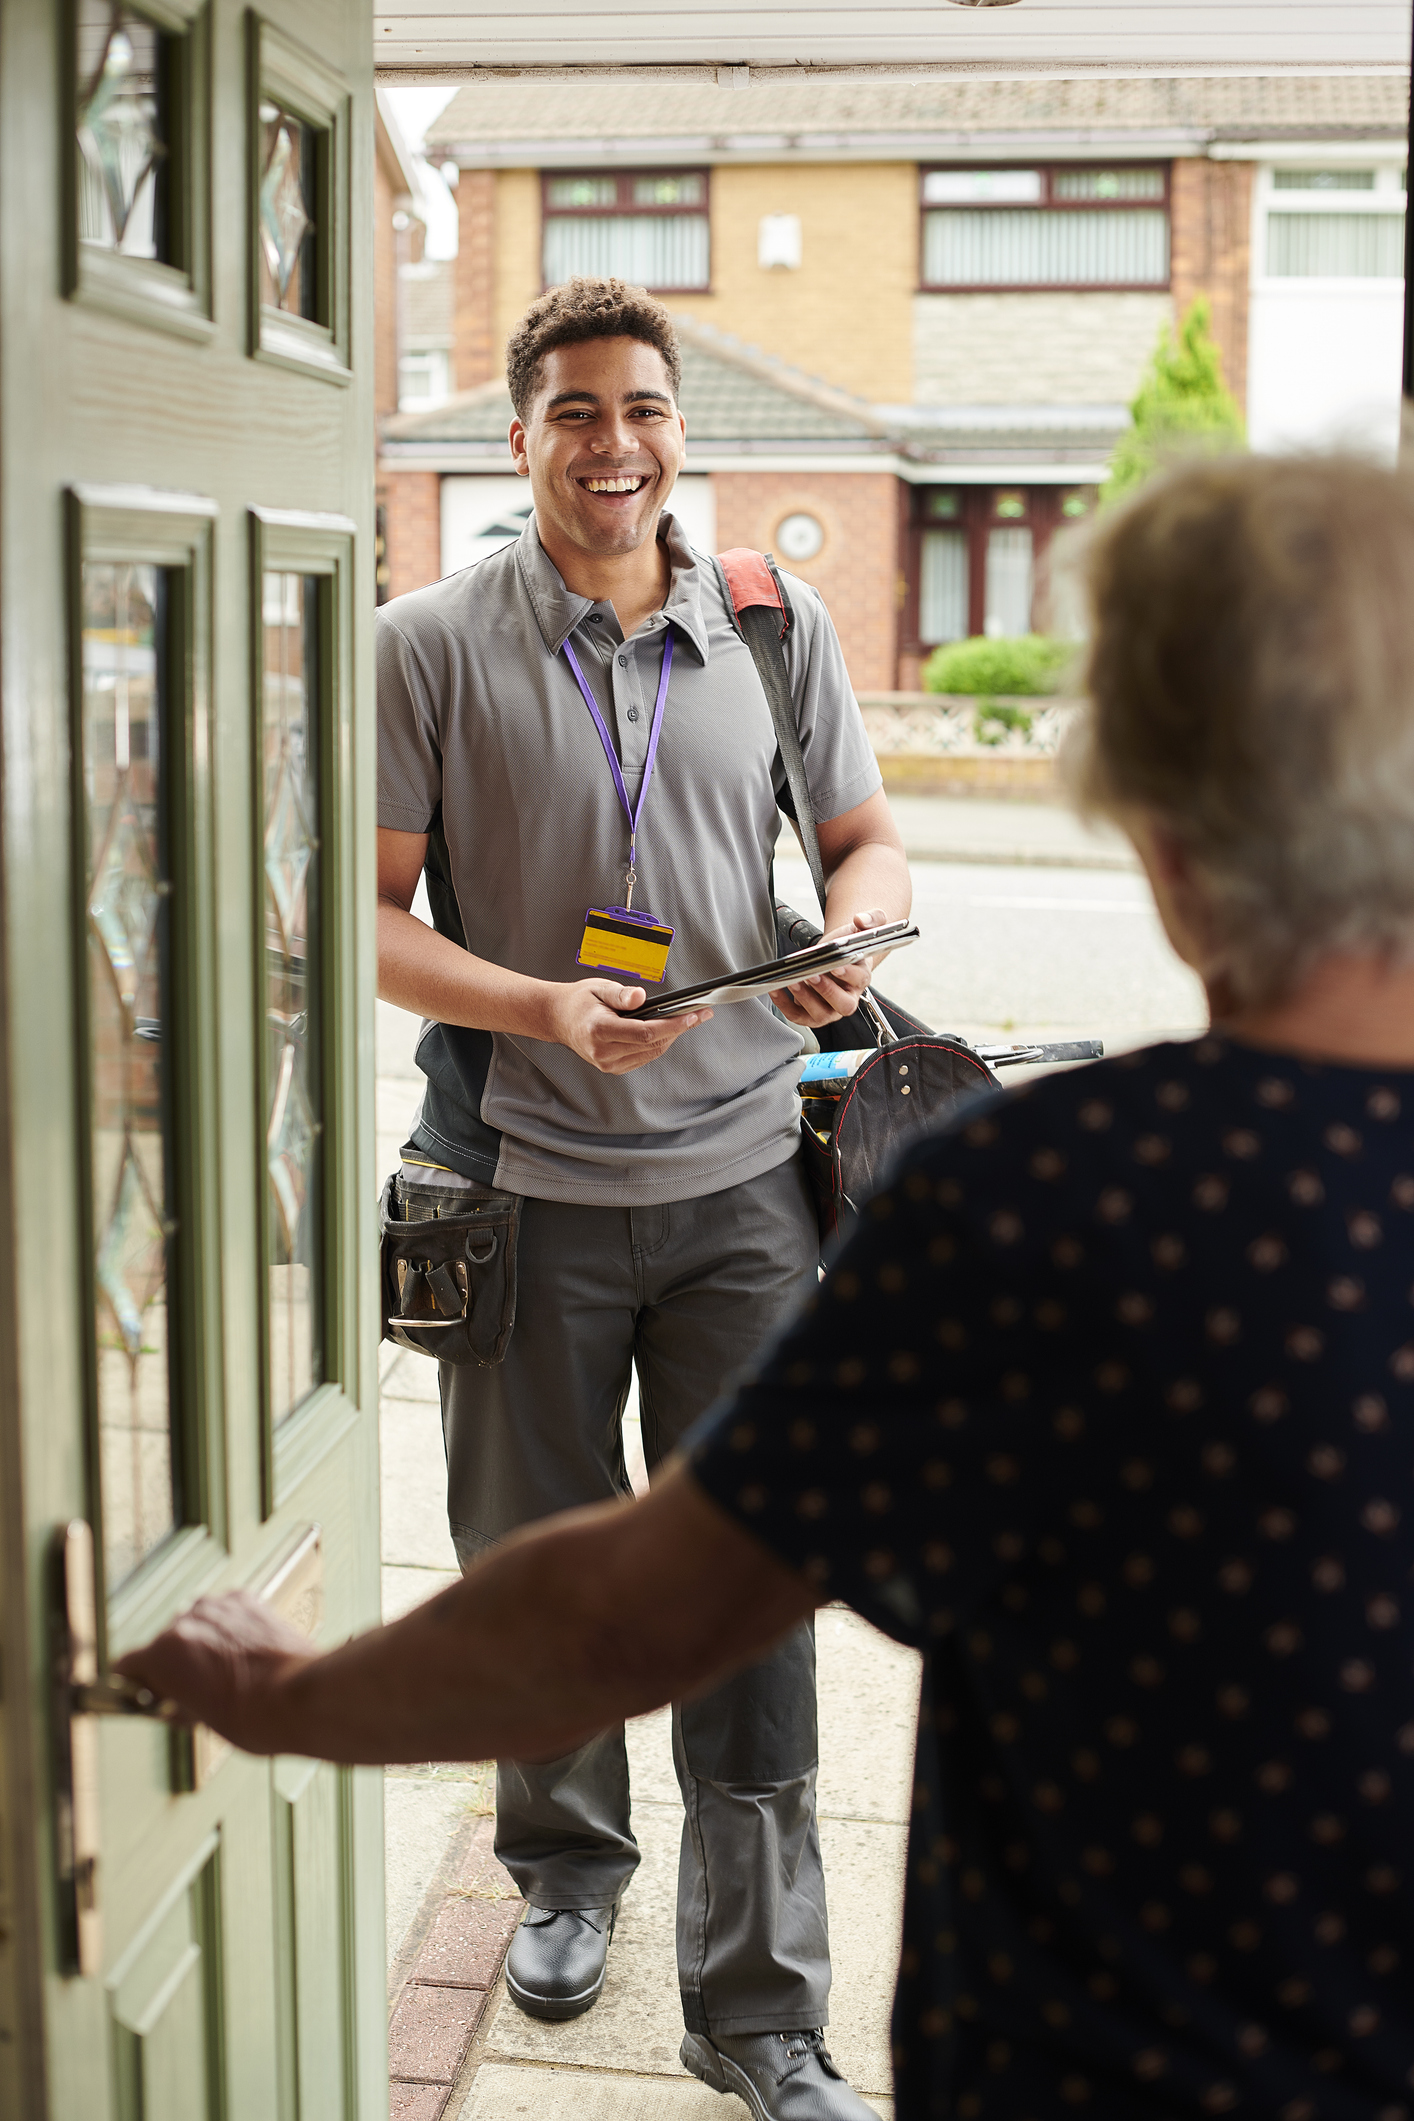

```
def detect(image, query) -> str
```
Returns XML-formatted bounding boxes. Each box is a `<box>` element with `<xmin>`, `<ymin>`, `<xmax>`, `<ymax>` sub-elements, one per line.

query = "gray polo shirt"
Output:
<box><xmin>376</xmin><ymin>510</ymin><xmax>880</xmax><ymax>1205</ymax></box>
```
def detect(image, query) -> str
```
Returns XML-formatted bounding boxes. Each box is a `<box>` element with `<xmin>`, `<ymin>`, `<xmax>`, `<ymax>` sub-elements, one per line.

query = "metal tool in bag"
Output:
<box><xmin>379</xmin><ymin>1164</ymin><xmax>522</xmax><ymax>1365</ymax></box>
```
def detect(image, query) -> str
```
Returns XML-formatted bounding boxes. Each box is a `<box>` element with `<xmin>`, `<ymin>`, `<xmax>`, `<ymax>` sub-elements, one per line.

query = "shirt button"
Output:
<box><xmin>617</xmin><ymin>654</ymin><xmax>627</xmax><ymax>667</ymax></box>
<box><xmin>587</xmin><ymin>614</ymin><xmax>601</xmax><ymax>625</ymax></box>
<box><xmin>627</xmin><ymin>706</ymin><xmax>640</xmax><ymax>723</ymax></box>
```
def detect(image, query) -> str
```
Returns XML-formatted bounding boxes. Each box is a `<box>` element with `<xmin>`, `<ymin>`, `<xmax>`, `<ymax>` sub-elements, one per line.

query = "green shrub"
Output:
<box><xmin>973</xmin><ymin>700</ymin><xmax>1034</xmax><ymax>747</ymax></box>
<box><xmin>1103</xmin><ymin>295</ymin><xmax>1246</xmax><ymax>503</ymax></box>
<box><xmin>921</xmin><ymin>633</ymin><xmax>1073</xmax><ymax>698</ymax></box>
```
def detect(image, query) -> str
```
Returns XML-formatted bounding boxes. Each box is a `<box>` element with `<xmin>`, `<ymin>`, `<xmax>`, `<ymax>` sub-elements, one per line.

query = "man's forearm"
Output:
<box><xmin>822</xmin><ymin>839</ymin><xmax>912</xmax><ymax>933</ymax></box>
<box><xmin>378</xmin><ymin>898</ymin><xmax>558</xmax><ymax>1038</ymax></box>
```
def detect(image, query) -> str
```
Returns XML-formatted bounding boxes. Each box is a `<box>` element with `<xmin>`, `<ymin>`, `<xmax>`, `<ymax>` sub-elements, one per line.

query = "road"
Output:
<box><xmin>775</xmin><ymin>843</ymin><xmax>1208</xmax><ymax>1065</ymax></box>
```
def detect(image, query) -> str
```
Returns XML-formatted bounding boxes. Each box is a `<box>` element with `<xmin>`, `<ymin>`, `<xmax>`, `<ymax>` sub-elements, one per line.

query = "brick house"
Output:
<box><xmin>377</xmin><ymin>71</ymin><xmax>1409</xmax><ymax>687</ymax></box>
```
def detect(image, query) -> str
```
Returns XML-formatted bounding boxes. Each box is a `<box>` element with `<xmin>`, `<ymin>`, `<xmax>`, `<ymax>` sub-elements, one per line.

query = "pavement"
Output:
<box><xmin>375</xmin><ymin>793</ymin><xmax>1210</xmax><ymax>2118</ymax></box>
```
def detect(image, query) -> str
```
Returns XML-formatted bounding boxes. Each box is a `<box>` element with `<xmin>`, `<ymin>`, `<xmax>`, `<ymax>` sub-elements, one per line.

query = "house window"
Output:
<box><xmin>398</xmin><ymin>348</ymin><xmax>450</xmax><ymax>410</ymax></box>
<box><xmin>542</xmin><ymin>170</ymin><xmax>710</xmax><ymax>292</ymax></box>
<box><xmin>1262</xmin><ymin>166</ymin><xmax>1406</xmax><ymax>280</ymax></box>
<box><xmin>909</xmin><ymin>487</ymin><xmax>1098</xmax><ymax>651</ymax></box>
<box><xmin>921</xmin><ymin>166</ymin><xmax>1170</xmax><ymax>291</ymax></box>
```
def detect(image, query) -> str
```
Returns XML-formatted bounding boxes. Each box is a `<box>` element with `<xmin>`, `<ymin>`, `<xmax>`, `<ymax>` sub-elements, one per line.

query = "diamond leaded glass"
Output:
<box><xmin>76</xmin><ymin>1</ymin><xmax>167</xmax><ymax>259</ymax></box>
<box><xmin>264</xmin><ymin>573</ymin><xmax>322</xmax><ymax>1425</ymax></box>
<box><xmin>82</xmin><ymin>562</ymin><xmax>179</xmax><ymax>1590</ymax></box>
<box><xmin>258</xmin><ymin>105</ymin><xmax>317</xmax><ymax>318</ymax></box>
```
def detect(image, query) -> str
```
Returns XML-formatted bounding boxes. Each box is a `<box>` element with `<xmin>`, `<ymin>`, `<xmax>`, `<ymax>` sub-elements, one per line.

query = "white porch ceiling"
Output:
<box><xmin>375</xmin><ymin>0</ymin><xmax>1412</xmax><ymax>80</ymax></box>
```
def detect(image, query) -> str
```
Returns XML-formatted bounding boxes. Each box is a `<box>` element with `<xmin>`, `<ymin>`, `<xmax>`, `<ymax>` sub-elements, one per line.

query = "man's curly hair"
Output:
<box><xmin>506</xmin><ymin>278</ymin><xmax>682</xmax><ymax>419</ymax></box>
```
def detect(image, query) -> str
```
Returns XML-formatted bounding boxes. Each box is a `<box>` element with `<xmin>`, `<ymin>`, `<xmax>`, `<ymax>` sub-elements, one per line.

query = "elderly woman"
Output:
<box><xmin>127</xmin><ymin>455</ymin><xmax>1414</xmax><ymax>2121</ymax></box>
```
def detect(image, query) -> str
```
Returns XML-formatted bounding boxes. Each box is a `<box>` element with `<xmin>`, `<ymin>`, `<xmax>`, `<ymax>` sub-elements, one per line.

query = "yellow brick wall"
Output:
<box><xmin>493</xmin><ymin>169</ymin><xmax>544</xmax><ymax>377</ymax></box>
<box><xmin>487</xmin><ymin>162</ymin><xmax>918</xmax><ymax>404</ymax></box>
<box><xmin>674</xmin><ymin>164</ymin><xmax>917</xmax><ymax>403</ymax></box>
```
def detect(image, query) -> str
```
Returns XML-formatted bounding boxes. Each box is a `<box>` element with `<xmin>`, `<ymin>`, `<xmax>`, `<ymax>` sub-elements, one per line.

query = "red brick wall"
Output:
<box><xmin>711</xmin><ymin>472</ymin><xmax>901</xmax><ymax>695</ymax></box>
<box><xmin>454</xmin><ymin>171</ymin><xmax>498</xmax><ymax>391</ymax></box>
<box><xmin>381</xmin><ymin>472</ymin><xmax>442</xmax><ymax>601</ymax></box>
<box><xmin>1170</xmin><ymin>158</ymin><xmax>1254</xmax><ymax>414</ymax></box>
<box><xmin>373</xmin><ymin>153</ymin><xmax>400</xmax><ymax>420</ymax></box>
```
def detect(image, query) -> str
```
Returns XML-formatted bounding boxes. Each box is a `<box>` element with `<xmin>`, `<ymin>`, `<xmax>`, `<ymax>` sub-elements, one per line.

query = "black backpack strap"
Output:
<box><xmin>713</xmin><ymin>549</ymin><xmax>827</xmax><ymax>921</ymax></box>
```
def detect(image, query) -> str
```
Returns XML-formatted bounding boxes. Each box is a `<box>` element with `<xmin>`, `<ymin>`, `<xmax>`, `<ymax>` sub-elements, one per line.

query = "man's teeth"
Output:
<box><xmin>583</xmin><ymin>476</ymin><xmax>645</xmax><ymax>493</ymax></box>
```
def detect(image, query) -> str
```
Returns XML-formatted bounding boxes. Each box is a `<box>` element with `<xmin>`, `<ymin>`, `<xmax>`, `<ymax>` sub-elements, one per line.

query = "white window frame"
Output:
<box><xmin>1254</xmin><ymin>152</ymin><xmax>1408</xmax><ymax>287</ymax></box>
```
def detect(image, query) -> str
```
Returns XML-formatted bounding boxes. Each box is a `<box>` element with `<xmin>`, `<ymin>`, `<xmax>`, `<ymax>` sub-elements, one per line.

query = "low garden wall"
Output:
<box><xmin>857</xmin><ymin>693</ymin><xmax>1085</xmax><ymax>798</ymax></box>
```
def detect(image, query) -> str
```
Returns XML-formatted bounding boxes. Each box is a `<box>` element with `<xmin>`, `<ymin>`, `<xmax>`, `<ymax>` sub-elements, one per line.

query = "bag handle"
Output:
<box><xmin>714</xmin><ymin>548</ymin><xmax>894</xmax><ymax>1048</ymax></box>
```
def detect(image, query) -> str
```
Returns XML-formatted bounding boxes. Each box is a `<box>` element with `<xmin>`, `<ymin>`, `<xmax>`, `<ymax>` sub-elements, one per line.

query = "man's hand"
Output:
<box><xmin>770</xmin><ymin>908</ymin><xmax>887</xmax><ymax>1029</ymax></box>
<box><xmin>115</xmin><ymin>1591</ymin><xmax>314</xmax><ymax>1755</ymax></box>
<box><xmin>546</xmin><ymin>979</ymin><xmax>711</xmax><ymax>1075</ymax></box>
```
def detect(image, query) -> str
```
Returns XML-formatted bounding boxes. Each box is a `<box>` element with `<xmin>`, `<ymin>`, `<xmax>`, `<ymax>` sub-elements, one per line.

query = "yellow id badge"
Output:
<box><xmin>577</xmin><ymin>906</ymin><xmax>674</xmax><ymax>984</ymax></box>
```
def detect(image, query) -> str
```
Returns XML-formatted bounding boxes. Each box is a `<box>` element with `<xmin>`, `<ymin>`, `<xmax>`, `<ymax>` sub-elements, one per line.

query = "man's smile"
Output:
<box><xmin>579</xmin><ymin>473</ymin><xmax>651</xmax><ymax>494</ymax></box>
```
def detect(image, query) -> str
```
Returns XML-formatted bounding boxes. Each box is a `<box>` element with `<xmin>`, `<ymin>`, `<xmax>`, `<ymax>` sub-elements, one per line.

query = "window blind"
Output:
<box><xmin>1266</xmin><ymin>212</ymin><xmax>1405</xmax><ymax>278</ymax></box>
<box><xmin>543</xmin><ymin>215</ymin><xmax>710</xmax><ymax>291</ymax></box>
<box><xmin>923</xmin><ymin>208</ymin><xmax>1169</xmax><ymax>288</ymax></box>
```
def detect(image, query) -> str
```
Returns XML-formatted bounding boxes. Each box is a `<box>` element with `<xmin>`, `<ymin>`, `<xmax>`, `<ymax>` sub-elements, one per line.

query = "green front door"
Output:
<box><xmin>0</xmin><ymin>1</ymin><xmax>383</xmax><ymax>2113</ymax></box>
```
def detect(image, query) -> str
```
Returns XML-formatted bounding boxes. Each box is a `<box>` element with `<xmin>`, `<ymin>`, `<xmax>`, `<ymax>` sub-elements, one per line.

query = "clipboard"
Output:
<box><xmin>628</xmin><ymin>919</ymin><xmax>919</xmax><ymax>1020</ymax></box>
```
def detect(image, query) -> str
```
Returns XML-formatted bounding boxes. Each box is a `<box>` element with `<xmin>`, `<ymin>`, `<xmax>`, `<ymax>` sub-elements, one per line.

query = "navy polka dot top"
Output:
<box><xmin>692</xmin><ymin>1037</ymin><xmax>1414</xmax><ymax>2121</ymax></box>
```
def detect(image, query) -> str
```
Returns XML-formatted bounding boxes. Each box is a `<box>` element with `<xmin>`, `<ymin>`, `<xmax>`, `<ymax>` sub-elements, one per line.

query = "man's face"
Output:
<box><xmin>509</xmin><ymin>336</ymin><xmax>687</xmax><ymax>559</ymax></box>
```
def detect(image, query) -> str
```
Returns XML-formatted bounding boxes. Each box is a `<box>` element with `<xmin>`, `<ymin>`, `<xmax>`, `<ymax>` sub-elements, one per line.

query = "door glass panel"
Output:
<box><xmin>263</xmin><ymin>573</ymin><xmax>323</xmax><ymax>1426</ymax></box>
<box><xmin>82</xmin><ymin>562</ymin><xmax>179</xmax><ymax>1590</ymax></box>
<box><xmin>76</xmin><ymin>1</ymin><xmax>169</xmax><ymax>260</ymax></box>
<box><xmin>258</xmin><ymin>105</ymin><xmax>318</xmax><ymax>319</ymax></box>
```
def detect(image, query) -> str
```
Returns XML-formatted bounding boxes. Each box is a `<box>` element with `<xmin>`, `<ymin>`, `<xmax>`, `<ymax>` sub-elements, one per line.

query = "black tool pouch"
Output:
<box><xmin>378</xmin><ymin>1170</ymin><xmax>523</xmax><ymax>1365</ymax></box>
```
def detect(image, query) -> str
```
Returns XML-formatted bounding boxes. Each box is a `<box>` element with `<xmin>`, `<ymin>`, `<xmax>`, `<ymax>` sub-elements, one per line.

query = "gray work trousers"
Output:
<box><xmin>438</xmin><ymin>1152</ymin><xmax>831</xmax><ymax>2037</ymax></box>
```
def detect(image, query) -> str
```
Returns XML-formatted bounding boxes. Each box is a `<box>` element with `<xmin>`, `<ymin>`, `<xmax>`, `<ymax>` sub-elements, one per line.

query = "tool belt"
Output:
<box><xmin>378</xmin><ymin>1166</ymin><xmax>522</xmax><ymax>1366</ymax></box>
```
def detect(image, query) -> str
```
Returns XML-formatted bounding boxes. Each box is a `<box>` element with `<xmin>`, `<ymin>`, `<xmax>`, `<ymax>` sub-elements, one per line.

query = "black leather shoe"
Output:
<box><xmin>680</xmin><ymin>2029</ymin><xmax>877</xmax><ymax>2119</ymax></box>
<box><xmin>505</xmin><ymin>1904</ymin><xmax>616</xmax><ymax>2020</ymax></box>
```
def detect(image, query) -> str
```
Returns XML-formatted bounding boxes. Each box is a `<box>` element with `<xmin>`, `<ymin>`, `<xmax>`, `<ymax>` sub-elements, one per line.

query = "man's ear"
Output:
<box><xmin>509</xmin><ymin>417</ymin><xmax>529</xmax><ymax>475</ymax></box>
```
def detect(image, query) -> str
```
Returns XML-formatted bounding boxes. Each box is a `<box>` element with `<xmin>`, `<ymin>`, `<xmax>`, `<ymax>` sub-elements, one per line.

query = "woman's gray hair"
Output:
<box><xmin>1068</xmin><ymin>453</ymin><xmax>1414</xmax><ymax>1009</ymax></box>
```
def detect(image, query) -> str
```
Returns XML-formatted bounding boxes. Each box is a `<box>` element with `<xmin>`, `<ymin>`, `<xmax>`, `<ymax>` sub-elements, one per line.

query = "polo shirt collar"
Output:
<box><xmin>515</xmin><ymin>509</ymin><xmax>711</xmax><ymax>665</ymax></box>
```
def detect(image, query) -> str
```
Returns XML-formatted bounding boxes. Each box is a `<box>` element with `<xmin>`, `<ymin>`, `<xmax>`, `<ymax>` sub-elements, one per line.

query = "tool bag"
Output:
<box><xmin>715</xmin><ymin>546</ymin><xmax>1004</xmax><ymax>1241</ymax></box>
<box><xmin>378</xmin><ymin>1166</ymin><xmax>522</xmax><ymax>1365</ymax></box>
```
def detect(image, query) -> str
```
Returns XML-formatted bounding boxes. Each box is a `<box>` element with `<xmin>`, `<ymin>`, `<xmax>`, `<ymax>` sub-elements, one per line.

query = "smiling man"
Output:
<box><xmin>374</xmin><ymin>277</ymin><xmax>909</xmax><ymax>2118</ymax></box>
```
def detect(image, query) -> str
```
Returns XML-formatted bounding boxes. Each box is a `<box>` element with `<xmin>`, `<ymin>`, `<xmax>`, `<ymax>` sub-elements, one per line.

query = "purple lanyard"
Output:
<box><xmin>562</xmin><ymin>630</ymin><xmax>673</xmax><ymax>908</ymax></box>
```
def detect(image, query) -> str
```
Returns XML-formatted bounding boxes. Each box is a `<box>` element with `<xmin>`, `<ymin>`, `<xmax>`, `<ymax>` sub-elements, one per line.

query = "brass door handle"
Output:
<box><xmin>71</xmin><ymin>1675</ymin><xmax>179</xmax><ymax>1719</ymax></box>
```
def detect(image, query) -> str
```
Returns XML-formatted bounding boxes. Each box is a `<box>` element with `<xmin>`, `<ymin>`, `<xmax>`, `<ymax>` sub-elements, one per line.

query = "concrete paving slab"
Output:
<box><xmin>454</xmin><ymin>2060</ymin><xmax>725</xmax><ymax>2119</ymax></box>
<box><xmin>384</xmin><ymin>1564</ymin><xmax>461</xmax><ymax>1624</ymax></box>
<box><xmin>381</xmin><ymin>1076</ymin><xmax>424</xmax><ymax>1141</ymax></box>
<box><xmin>816</xmin><ymin>1609</ymin><xmax>920</xmax><ymax>1828</ymax></box>
<box><xmin>621</xmin><ymin>1607</ymin><xmax>918</xmax><ymax>1825</ymax></box>
<box><xmin>379</xmin><ymin>998</ymin><xmax>427</xmax><ymax>1080</ymax></box>
<box><xmin>381</xmin><ymin>1397</ymin><xmax>459</xmax><ymax>1572</ymax></box>
<box><xmin>814</xmin><ymin>1815</ymin><xmax>907</xmax><ymax>2098</ymax></box>
<box><xmin>484</xmin><ymin>1802</ymin><xmax>686</xmax><ymax>2077</ymax></box>
<box><xmin>383</xmin><ymin>1349</ymin><xmax>445</xmax><ymax>1404</ymax></box>
<box><xmin>386</xmin><ymin>1779</ymin><xmax>478</xmax><ymax>1965</ymax></box>
<box><xmin>454</xmin><ymin>2058</ymin><xmax>893</xmax><ymax>2120</ymax></box>
<box><xmin>480</xmin><ymin>1795</ymin><xmax>902</xmax><ymax>2100</ymax></box>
